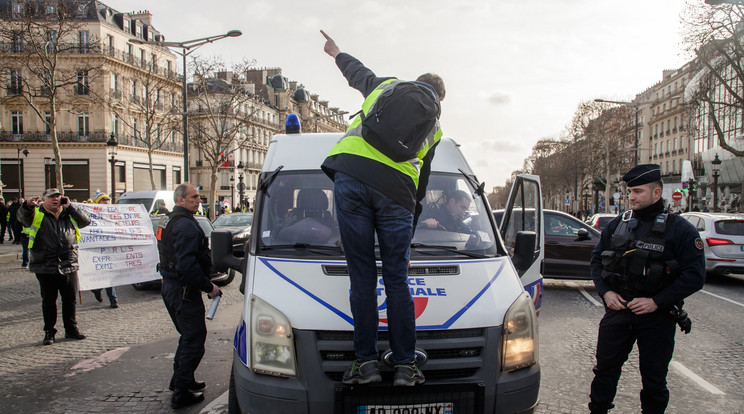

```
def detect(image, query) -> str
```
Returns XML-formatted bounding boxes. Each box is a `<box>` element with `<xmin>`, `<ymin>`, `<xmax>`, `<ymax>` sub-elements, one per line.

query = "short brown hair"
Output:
<box><xmin>416</xmin><ymin>73</ymin><xmax>445</xmax><ymax>100</ymax></box>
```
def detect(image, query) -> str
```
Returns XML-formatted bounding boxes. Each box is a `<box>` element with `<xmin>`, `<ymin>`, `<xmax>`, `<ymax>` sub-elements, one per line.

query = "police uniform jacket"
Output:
<box><xmin>590</xmin><ymin>204</ymin><xmax>705</xmax><ymax>309</ymax></box>
<box><xmin>18</xmin><ymin>202</ymin><xmax>91</xmax><ymax>275</ymax></box>
<box><xmin>321</xmin><ymin>52</ymin><xmax>438</xmax><ymax>225</ymax></box>
<box><xmin>158</xmin><ymin>206</ymin><xmax>213</xmax><ymax>293</ymax></box>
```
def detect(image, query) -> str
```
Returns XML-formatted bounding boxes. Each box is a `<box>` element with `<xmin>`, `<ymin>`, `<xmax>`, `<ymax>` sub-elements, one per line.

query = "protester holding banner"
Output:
<box><xmin>89</xmin><ymin>192</ymin><xmax>119</xmax><ymax>308</ymax></box>
<box><xmin>19</xmin><ymin>188</ymin><xmax>92</xmax><ymax>346</ymax></box>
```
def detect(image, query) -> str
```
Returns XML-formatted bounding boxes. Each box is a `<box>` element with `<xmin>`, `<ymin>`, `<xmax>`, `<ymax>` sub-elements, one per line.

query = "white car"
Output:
<box><xmin>681</xmin><ymin>212</ymin><xmax>744</xmax><ymax>275</ymax></box>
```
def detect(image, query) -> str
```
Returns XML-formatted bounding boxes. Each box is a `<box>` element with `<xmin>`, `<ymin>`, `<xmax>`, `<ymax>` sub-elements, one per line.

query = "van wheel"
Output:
<box><xmin>228</xmin><ymin>370</ymin><xmax>240</xmax><ymax>414</ymax></box>
<box><xmin>216</xmin><ymin>269</ymin><xmax>238</xmax><ymax>287</ymax></box>
<box><xmin>132</xmin><ymin>282</ymin><xmax>148</xmax><ymax>291</ymax></box>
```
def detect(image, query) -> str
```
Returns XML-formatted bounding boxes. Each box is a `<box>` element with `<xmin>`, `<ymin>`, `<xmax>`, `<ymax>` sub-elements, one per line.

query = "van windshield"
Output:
<box><xmin>116</xmin><ymin>198</ymin><xmax>153</xmax><ymax>211</ymax></box>
<box><xmin>257</xmin><ymin>171</ymin><xmax>500</xmax><ymax>259</ymax></box>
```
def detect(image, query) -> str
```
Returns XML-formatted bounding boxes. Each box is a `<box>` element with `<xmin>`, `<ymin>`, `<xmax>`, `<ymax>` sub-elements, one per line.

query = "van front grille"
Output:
<box><xmin>322</xmin><ymin>265</ymin><xmax>460</xmax><ymax>276</ymax></box>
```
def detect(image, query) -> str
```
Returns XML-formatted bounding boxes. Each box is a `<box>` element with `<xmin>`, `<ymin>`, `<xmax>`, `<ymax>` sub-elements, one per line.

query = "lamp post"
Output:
<box><xmin>712</xmin><ymin>153</ymin><xmax>722</xmax><ymax>212</ymax></box>
<box><xmin>236</xmin><ymin>161</ymin><xmax>246</xmax><ymax>211</ymax></box>
<box><xmin>17</xmin><ymin>146</ymin><xmax>28</xmax><ymax>198</ymax></box>
<box><xmin>106</xmin><ymin>133</ymin><xmax>118</xmax><ymax>203</ymax></box>
<box><xmin>130</xmin><ymin>30</ymin><xmax>242</xmax><ymax>181</ymax></box>
<box><xmin>230</xmin><ymin>176</ymin><xmax>235</xmax><ymax>210</ymax></box>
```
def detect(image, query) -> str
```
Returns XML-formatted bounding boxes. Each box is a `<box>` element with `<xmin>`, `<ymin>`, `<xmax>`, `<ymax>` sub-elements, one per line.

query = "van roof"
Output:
<box><xmin>263</xmin><ymin>133</ymin><xmax>472</xmax><ymax>175</ymax></box>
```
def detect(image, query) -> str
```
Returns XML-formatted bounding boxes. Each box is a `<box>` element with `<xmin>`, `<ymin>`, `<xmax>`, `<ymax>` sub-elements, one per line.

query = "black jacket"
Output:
<box><xmin>321</xmin><ymin>52</ymin><xmax>438</xmax><ymax>224</ymax></box>
<box><xmin>18</xmin><ymin>202</ymin><xmax>92</xmax><ymax>274</ymax></box>
<box><xmin>158</xmin><ymin>206</ymin><xmax>213</xmax><ymax>292</ymax></box>
<box><xmin>0</xmin><ymin>203</ymin><xmax>7</xmax><ymax>224</ymax></box>
<box><xmin>8</xmin><ymin>201</ymin><xmax>20</xmax><ymax>225</ymax></box>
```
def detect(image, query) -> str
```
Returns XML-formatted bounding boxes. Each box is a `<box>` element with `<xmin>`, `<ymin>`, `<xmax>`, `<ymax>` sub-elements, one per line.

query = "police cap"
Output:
<box><xmin>622</xmin><ymin>164</ymin><xmax>661</xmax><ymax>187</ymax></box>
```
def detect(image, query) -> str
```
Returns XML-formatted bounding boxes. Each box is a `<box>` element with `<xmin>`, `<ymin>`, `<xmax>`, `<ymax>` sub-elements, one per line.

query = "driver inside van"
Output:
<box><xmin>420</xmin><ymin>190</ymin><xmax>473</xmax><ymax>234</ymax></box>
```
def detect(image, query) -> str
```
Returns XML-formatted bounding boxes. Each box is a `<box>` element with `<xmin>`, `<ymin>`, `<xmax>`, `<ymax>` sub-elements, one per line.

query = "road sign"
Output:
<box><xmin>672</xmin><ymin>191</ymin><xmax>683</xmax><ymax>201</ymax></box>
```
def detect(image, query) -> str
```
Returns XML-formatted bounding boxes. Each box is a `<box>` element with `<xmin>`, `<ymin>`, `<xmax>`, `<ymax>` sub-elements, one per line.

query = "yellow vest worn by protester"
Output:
<box><xmin>27</xmin><ymin>207</ymin><xmax>80</xmax><ymax>249</ymax></box>
<box><xmin>323</xmin><ymin>79</ymin><xmax>442</xmax><ymax>211</ymax></box>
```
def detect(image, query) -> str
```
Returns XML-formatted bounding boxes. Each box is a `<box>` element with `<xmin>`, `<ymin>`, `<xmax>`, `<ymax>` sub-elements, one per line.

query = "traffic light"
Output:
<box><xmin>688</xmin><ymin>178</ymin><xmax>696</xmax><ymax>192</ymax></box>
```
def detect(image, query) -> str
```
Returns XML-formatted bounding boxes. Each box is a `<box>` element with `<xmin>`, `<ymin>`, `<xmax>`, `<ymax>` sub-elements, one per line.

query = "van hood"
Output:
<box><xmin>248</xmin><ymin>256</ymin><xmax>524</xmax><ymax>331</ymax></box>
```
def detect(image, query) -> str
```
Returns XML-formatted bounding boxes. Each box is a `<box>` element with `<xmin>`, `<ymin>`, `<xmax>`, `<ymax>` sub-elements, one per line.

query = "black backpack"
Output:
<box><xmin>361</xmin><ymin>81</ymin><xmax>440</xmax><ymax>162</ymax></box>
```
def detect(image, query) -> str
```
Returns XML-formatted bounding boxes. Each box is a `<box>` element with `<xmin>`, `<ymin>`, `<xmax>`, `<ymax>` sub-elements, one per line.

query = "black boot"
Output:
<box><xmin>171</xmin><ymin>389</ymin><xmax>204</xmax><ymax>409</ymax></box>
<box><xmin>42</xmin><ymin>331</ymin><xmax>55</xmax><ymax>345</ymax></box>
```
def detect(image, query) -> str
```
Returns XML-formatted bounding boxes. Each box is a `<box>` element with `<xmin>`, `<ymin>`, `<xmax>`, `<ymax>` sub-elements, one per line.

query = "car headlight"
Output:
<box><xmin>234</xmin><ymin>229</ymin><xmax>250</xmax><ymax>241</ymax></box>
<box><xmin>502</xmin><ymin>291</ymin><xmax>539</xmax><ymax>372</ymax></box>
<box><xmin>249</xmin><ymin>294</ymin><xmax>297</xmax><ymax>377</ymax></box>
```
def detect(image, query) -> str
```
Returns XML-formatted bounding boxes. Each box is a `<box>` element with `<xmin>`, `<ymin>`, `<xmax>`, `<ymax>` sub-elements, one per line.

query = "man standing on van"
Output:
<box><xmin>157</xmin><ymin>183</ymin><xmax>221</xmax><ymax>409</ymax></box>
<box><xmin>18</xmin><ymin>188</ymin><xmax>91</xmax><ymax>345</ymax></box>
<box><xmin>588</xmin><ymin>164</ymin><xmax>705</xmax><ymax>413</ymax></box>
<box><xmin>320</xmin><ymin>31</ymin><xmax>445</xmax><ymax>387</ymax></box>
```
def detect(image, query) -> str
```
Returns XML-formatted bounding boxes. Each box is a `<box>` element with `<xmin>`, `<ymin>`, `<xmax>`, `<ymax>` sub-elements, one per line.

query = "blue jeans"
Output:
<box><xmin>333</xmin><ymin>172</ymin><xmax>415</xmax><ymax>365</ymax></box>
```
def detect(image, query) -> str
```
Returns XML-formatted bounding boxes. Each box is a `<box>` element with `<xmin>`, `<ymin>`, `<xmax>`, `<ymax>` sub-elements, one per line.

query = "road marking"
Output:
<box><xmin>670</xmin><ymin>361</ymin><xmax>725</xmax><ymax>395</ymax></box>
<box><xmin>699</xmin><ymin>289</ymin><xmax>744</xmax><ymax>308</ymax></box>
<box><xmin>64</xmin><ymin>347</ymin><xmax>130</xmax><ymax>377</ymax></box>
<box><xmin>200</xmin><ymin>390</ymin><xmax>229</xmax><ymax>414</ymax></box>
<box><xmin>566</xmin><ymin>282</ymin><xmax>603</xmax><ymax>307</ymax></box>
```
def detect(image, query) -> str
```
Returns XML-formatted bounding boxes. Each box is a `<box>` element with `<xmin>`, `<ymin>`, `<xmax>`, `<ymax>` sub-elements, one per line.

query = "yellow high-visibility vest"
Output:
<box><xmin>27</xmin><ymin>207</ymin><xmax>80</xmax><ymax>249</ymax></box>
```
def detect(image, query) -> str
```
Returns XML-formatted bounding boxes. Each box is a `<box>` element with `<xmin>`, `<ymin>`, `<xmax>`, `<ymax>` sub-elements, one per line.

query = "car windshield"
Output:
<box><xmin>256</xmin><ymin>171</ymin><xmax>500</xmax><ymax>258</ymax></box>
<box><xmin>213</xmin><ymin>214</ymin><xmax>253</xmax><ymax>227</ymax></box>
<box><xmin>117</xmin><ymin>198</ymin><xmax>153</xmax><ymax>211</ymax></box>
<box><xmin>714</xmin><ymin>219</ymin><xmax>744</xmax><ymax>235</ymax></box>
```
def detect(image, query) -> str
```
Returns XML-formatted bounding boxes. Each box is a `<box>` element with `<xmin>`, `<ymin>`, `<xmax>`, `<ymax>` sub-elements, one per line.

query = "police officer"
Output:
<box><xmin>588</xmin><ymin>164</ymin><xmax>705</xmax><ymax>414</ymax></box>
<box><xmin>157</xmin><ymin>183</ymin><xmax>220</xmax><ymax>409</ymax></box>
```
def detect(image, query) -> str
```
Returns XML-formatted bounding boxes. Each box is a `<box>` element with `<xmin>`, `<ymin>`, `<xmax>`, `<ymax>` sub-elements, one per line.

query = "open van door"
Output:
<box><xmin>499</xmin><ymin>174</ymin><xmax>544</xmax><ymax>313</ymax></box>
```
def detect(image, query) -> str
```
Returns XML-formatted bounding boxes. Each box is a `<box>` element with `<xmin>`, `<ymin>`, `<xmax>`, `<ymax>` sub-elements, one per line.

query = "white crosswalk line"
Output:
<box><xmin>670</xmin><ymin>361</ymin><xmax>725</xmax><ymax>395</ymax></box>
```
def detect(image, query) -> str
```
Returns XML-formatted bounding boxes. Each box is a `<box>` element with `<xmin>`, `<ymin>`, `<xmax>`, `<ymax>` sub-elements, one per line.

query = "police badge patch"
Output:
<box><xmin>694</xmin><ymin>238</ymin><xmax>704</xmax><ymax>250</ymax></box>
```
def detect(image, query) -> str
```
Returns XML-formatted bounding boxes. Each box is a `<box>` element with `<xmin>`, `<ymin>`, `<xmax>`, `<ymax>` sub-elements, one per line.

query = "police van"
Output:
<box><xmin>211</xmin><ymin>132</ymin><xmax>544</xmax><ymax>414</ymax></box>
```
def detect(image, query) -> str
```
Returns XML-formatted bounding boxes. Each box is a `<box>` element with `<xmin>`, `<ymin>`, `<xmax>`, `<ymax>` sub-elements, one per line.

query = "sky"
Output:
<box><xmin>109</xmin><ymin>0</ymin><xmax>696</xmax><ymax>190</ymax></box>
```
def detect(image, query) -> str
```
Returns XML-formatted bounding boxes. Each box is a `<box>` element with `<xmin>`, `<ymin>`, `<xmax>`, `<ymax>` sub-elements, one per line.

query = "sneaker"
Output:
<box><xmin>393</xmin><ymin>362</ymin><xmax>425</xmax><ymax>386</ymax></box>
<box><xmin>21</xmin><ymin>264</ymin><xmax>28</xmax><ymax>268</ymax></box>
<box><xmin>342</xmin><ymin>359</ymin><xmax>381</xmax><ymax>385</ymax></box>
<box><xmin>64</xmin><ymin>330</ymin><xmax>86</xmax><ymax>340</ymax></box>
<box><xmin>42</xmin><ymin>332</ymin><xmax>55</xmax><ymax>345</ymax></box>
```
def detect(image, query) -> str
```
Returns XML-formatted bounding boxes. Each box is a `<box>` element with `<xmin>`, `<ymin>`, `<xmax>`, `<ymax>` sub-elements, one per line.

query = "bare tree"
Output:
<box><xmin>0</xmin><ymin>1</ymin><xmax>102</xmax><ymax>191</ymax></box>
<box><xmin>109</xmin><ymin>53</ymin><xmax>181</xmax><ymax>190</ymax></box>
<box><xmin>188</xmin><ymin>57</ymin><xmax>261</xmax><ymax>219</ymax></box>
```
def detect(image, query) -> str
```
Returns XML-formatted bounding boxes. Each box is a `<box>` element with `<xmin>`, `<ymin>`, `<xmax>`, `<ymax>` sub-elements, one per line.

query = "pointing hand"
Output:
<box><xmin>320</xmin><ymin>30</ymin><xmax>340</xmax><ymax>58</ymax></box>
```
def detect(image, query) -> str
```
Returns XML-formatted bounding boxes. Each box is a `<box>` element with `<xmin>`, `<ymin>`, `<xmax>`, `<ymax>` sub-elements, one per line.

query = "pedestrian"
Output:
<box><xmin>0</xmin><ymin>197</ymin><xmax>7</xmax><ymax>243</ymax></box>
<box><xmin>588</xmin><ymin>164</ymin><xmax>705</xmax><ymax>414</ymax></box>
<box><xmin>156</xmin><ymin>183</ymin><xmax>220</xmax><ymax>409</ymax></box>
<box><xmin>18</xmin><ymin>188</ymin><xmax>92</xmax><ymax>345</ymax></box>
<box><xmin>8</xmin><ymin>197</ymin><xmax>21</xmax><ymax>243</ymax></box>
<box><xmin>90</xmin><ymin>192</ymin><xmax>118</xmax><ymax>308</ymax></box>
<box><xmin>319</xmin><ymin>30</ymin><xmax>445</xmax><ymax>386</ymax></box>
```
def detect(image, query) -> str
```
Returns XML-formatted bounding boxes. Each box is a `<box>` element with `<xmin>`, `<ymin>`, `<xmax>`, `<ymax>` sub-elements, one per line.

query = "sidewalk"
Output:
<box><xmin>0</xmin><ymin>236</ymin><xmax>22</xmax><ymax>264</ymax></box>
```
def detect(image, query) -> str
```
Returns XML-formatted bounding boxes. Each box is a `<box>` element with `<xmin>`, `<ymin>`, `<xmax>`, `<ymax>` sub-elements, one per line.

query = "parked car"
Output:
<box><xmin>587</xmin><ymin>213</ymin><xmax>618</xmax><ymax>231</ymax></box>
<box><xmin>495</xmin><ymin>209</ymin><xmax>601</xmax><ymax>279</ymax></box>
<box><xmin>211</xmin><ymin>212</ymin><xmax>253</xmax><ymax>256</ymax></box>
<box><xmin>681</xmin><ymin>212</ymin><xmax>744</xmax><ymax>276</ymax></box>
<box><xmin>131</xmin><ymin>214</ymin><xmax>236</xmax><ymax>290</ymax></box>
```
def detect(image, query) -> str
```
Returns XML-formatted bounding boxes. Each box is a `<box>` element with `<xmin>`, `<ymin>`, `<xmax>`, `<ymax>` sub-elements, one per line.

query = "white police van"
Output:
<box><xmin>212</xmin><ymin>132</ymin><xmax>544</xmax><ymax>414</ymax></box>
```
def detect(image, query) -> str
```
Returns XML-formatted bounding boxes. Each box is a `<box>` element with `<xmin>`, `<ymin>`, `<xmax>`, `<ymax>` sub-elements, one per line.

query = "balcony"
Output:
<box><xmin>6</xmin><ymin>86</ymin><xmax>22</xmax><ymax>95</ymax></box>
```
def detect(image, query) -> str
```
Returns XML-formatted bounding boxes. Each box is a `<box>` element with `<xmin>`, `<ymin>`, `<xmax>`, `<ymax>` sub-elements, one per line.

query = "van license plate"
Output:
<box><xmin>357</xmin><ymin>402</ymin><xmax>453</xmax><ymax>414</ymax></box>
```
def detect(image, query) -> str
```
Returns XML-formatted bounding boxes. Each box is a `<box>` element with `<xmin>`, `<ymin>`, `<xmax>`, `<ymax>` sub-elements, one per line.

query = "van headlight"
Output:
<box><xmin>249</xmin><ymin>295</ymin><xmax>297</xmax><ymax>377</ymax></box>
<box><xmin>502</xmin><ymin>292</ymin><xmax>539</xmax><ymax>372</ymax></box>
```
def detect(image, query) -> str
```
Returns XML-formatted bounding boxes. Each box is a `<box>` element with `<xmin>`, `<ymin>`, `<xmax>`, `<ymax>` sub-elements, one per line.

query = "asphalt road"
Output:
<box><xmin>1</xmin><ymin>242</ymin><xmax>743</xmax><ymax>414</ymax></box>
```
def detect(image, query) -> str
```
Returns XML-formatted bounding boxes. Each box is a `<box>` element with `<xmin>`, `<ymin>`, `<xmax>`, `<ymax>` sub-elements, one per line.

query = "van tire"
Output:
<box><xmin>228</xmin><ymin>370</ymin><xmax>240</xmax><ymax>414</ymax></box>
<box><xmin>215</xmin><ymin>269</ymin><xmax>237</xmax><ymax>287</ymax></box>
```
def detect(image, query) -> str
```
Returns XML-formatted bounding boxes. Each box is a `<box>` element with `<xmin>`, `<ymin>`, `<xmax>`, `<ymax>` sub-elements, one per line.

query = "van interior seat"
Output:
<box><xmin>294</xmin><ymin>189</ymin><xmax>331</xmax><ymax>222</ymax></box>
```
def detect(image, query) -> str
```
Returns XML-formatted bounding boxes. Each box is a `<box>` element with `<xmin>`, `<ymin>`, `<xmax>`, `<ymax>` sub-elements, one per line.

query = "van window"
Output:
<box><xmin>117</xmin><ymin>197</ymin><xmax>154</xmax><ymax>211</ymax></box>
<box><xmin>256</xmin><ymin>171</ymin><xmax>500</xmax><ymax>259</ymax></box>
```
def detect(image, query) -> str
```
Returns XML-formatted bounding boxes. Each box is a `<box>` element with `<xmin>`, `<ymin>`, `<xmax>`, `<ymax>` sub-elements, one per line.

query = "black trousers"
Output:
<box><xmin>12</xmin><ymin>221</ymin><xmax>22</xmax><ymax>243</ymax></box>
<box><xmin>0</xmin><ymin>221</ymin><xmax>6</xmax><ymax>242</ymax></box>
<box><xmin>161</xmin><ymin>277</ymin><xmax>207</xmax><ymax>391</ymax></box>
<box><xmin>589</xmin><ymin>308</ymin><xmax>676</xmax><ymax>414</ymax></box>
<box><xmin>36</xmin><ymin>272</ymin><xmax>79</xmax><ymax>334</ymax></box>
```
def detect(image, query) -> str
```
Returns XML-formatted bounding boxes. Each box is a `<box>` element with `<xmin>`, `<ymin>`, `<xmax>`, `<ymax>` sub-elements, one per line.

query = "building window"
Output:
<box><xmin>673</xmin><ymin>159</ymin><xmax>676</xmax><ymax>173</ymax></box>
<box><xmin>113</xmin><ymin>114</ymin><xmax>120</xmax><ymax>135</ymax></box>
<box><xmin>76</xmin><ymin>70</ymin><xmax>89</xmax><ymax>95</ymax></box>
<box><xmin>124</xmin><ymin>20</ymin><xmax>130</xmax><ymax>34</ymax></box>
<box><xmin>11</xmin><ymin>111</ymin><xmax>23</xmax><ymax>135</ymax></box>
<box><xmin>131</xmin><ymin>80</ymin><xmax>138</xmax><ymax>101</ymax></box>
<box><xmin>78</xmin><ymin>113</ymin><xmax>89</xmax><ymax>137</ymax></box>
<box><xmin>79</xmin><ymin>31</ymin><xmax>89</xmax><ymax>53</ymax></box>
<box><xmin>132</xmin><ymin>118</ymin><xmax>139</xmax><ymax>139</ymax></box>
<box><xmin>140</xmin><ymin>49</ymin><xmax>146</xmax><ymax>68</ymax></box>
<box><xmin>106</xmin><ymin>35</ymin><xmax>114</xmax><ymax>55</ymax></box>
<box><xmin>9</xmin><ymin>69</ymin><xmax>22</xmax><ymax>95</ymax></box>
<box><xmin>111</xmin><ymin>73</ymin><xmax>119</xmax><ymax>93</ymax></box>
<box><xmin>46</xmin><ymin>30</ymin><xmax>58</xmax><ymax>54</ymax></box>
<box><xmin>44</xmin><ymin>112</ymin><xmax>51</xmax><ymax>134</ymax></box>
<box><xmin>11</xmin><ymin>31</ymin><xmax>22</xmax><ymax>53</ymax></box>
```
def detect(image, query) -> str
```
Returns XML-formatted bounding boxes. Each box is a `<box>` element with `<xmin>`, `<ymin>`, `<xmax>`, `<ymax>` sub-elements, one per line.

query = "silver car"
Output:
<box><xmin>681</xmin><ymin>212</ymin><xmax>744</xmax><ymax>275</ymax></box>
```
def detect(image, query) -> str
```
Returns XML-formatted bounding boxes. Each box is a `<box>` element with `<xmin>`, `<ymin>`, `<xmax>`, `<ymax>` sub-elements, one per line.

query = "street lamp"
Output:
<box><xmin>712</xmin><ymin>153</ymin><xmax>722</xmax><ymax>212</ymax></box>
<box><xmin>106</xmin><ymin>133</ymin><xmax>118</xmax><ymax>203</ymax></box>
<box><xmin>130</xmin><ymin>30</ymin><xmax>242</xmax><ymax>181</ymax></box>
<box><xmin>236</xmin><ymin>161</ymin><xmax>246</xmax><ymax>211</ymax></box>
<box><xmin>17</xmin><ymin>146</ymin><xmax>28</xmax><ymax>198</ymax></box>
<box><xmin>230</xmin><ymin>175</ymin><xmax>235</xmax><ymax>210</ymax></box>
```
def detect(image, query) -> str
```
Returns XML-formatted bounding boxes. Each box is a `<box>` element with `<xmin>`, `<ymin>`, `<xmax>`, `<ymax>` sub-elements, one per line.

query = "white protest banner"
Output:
<box><xmin>77</xmin><ymin>203</ymin><xmax>161</xmax><ymax>290</ymax></box>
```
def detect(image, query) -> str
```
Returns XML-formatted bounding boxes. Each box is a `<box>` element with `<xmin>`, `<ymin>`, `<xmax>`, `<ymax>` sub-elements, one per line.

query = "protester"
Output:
<box><xmin>153</xmin><ymin>199</ymin><xmax>170</xmax><ymax>215</ymax></box>
<box><xmin>588</xmin><ymin>164</ymin><xmax>705</xmax><ymax>413</ymax></box>
<box><xmin>8</xmin><ymin>197</ymin><xmax>21</xmax><ymax>244</ymax></box>
<box><xmin>90</xmin><ymin>192</ymin><xmax>118</xmax><ymax>308</ymax></box>
<box><xmin>157</xmin><ymin>183</ymin><xmax>220</xmax><ymax>409</ymax></box>
<box><xmin>18</xmin><ymin>188</ymin><xmax>92</xmax><ymax>345</ymax></box>
<box><xmin>320</xmin><ymin>30</ymin><xmax>444</xmax><ymax>386</ymax></box>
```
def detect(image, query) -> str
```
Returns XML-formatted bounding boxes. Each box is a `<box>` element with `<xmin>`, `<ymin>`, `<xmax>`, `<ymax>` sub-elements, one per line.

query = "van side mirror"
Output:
<box><xmin>511</xmin><ymin>231</ymin><xmax>536</xmax><ymax>275</ymax></box>
<box><xmin>576</xmin><ymin>228</ymin><xmax>590</xmax><ymax>241</ymax></box>
<box><xmin>211</xmin><ymin>230</ymin><xmax>242</xmax><ymax>273</ymax></box>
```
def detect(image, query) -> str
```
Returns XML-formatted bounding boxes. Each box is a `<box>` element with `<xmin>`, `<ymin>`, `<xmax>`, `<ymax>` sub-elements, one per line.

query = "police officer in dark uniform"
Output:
<box><xmin>157</xmin><ymin>183</ymin><xmax>220</xmax><ymax>409</ymax></box>
<box><xmin>588</xmin><ymin>164</ymin><xmax>705</xmax><ymax>414</ymax></box>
